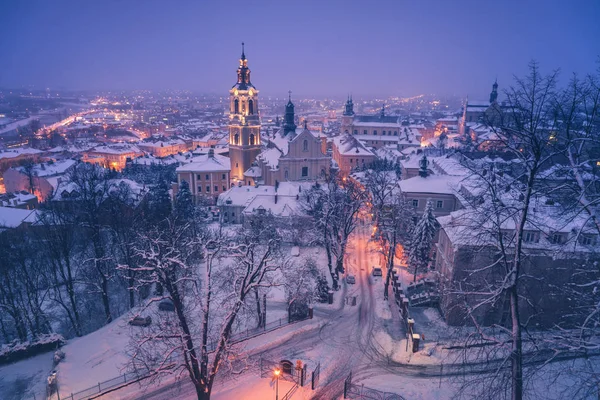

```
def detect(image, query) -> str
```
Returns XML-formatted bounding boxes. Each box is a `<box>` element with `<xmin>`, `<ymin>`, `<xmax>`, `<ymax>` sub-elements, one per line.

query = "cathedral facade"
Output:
<box><xmin>249</xmin><ymin>94</ymin><xmax>331</xmax><ymax>186</ymax></box>
<box><xmin>228</xmin><ymin>44</ymin><xmax>261</xmax><ymax>184</ymax></box>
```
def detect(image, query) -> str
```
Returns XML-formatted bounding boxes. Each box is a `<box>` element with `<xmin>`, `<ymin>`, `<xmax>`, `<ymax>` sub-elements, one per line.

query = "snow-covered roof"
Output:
<box><xmin>0</xmin><ymin>147</ymin><xmax>42</xmax><ymax>160</ymax></box>
<box><xmin>176</xmin><ymin>152</ymin><xmax>231</xmax><ymax>173</ymax></box>
<box><xmin>0</xmin><ymin>206</ymin><xmax>37</xmax><ymax>228</ymax></box>
<box><xmin>399</xmin><ymin>175</ymin><xmax>462</xmax><ymax>195</ymax></box>
<box><xmin>332</xmin><ymin>134</ymin><xmax>375</xmax><ymax>156</ymax></box>
<box><xmin>15</xmin><ymin>159</ymin><xmax>76</xmax><ymax>177</ymax></box>
<box><xmin>87</xmin><ymin>144</ymin><xmax>142</xmax><ymax>155</ymax></box>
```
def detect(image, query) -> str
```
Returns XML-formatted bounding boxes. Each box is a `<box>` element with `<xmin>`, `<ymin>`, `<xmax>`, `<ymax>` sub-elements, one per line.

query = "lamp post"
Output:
<box><xmin>274</xmin><ymin>368</ymin><xmax>281</xmax><ymax>400</ymax></box>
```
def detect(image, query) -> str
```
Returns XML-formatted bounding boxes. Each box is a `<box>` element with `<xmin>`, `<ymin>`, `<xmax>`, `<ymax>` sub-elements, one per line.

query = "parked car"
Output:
<box><xmin>347</xmin><ymin>275</ymin><xmax>356</xmax><ymax>284</ymax></box>
<box><xmin>129</xmin><ymin>316</ymin><xmax>152</xmax><ymax>327</ymax></box>
<box><xmin>372</xmin><ymin>267</ymin><xmax>383</xmax><ymax>277</ymax></box>
<box><xmin>158</xmin><ymin>299</ymin><xmax>175</xmax><ymax>312</ymax></box>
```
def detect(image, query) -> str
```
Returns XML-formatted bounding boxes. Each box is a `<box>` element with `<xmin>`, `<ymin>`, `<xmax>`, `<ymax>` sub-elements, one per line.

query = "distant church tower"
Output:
<box><xmin>229</xmin><ymin>43</ymin><xmax>261</xmax><ymax>184</ymax></box>
<box><xmin>489</xmin><ymin>79</ymin><xmax>498</xmax><ymax>103</ymax></box>
<box><xmin>341</xmin><ymin>95</ymin><xmax>355</xmax><ymax>134</ymax></box>
<box><xmin>283</xmin><ymin>91</ymin><xmax>297</xmax><ymax>136</ymax></box>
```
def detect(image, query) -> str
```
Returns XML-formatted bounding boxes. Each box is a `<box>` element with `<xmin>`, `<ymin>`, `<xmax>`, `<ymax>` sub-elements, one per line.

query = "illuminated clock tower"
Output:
<box><xmin>229</xmin><ymin>43</ymin><xmax>261</xmax><ymax>184</ymax></box>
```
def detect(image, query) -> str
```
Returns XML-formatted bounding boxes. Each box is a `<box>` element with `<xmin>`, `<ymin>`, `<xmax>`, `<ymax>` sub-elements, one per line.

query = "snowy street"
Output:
<box><xmin>106</xmin><ymin>222</ymin><xmax>454</xmax><ymax>400</ymax></box>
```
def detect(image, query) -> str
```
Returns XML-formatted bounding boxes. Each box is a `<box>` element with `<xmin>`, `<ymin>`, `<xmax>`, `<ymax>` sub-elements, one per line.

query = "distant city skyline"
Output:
<box><xmin>1</xmin><ymin>0</ymin><xmax>598</xmax><ymax>99</ymax></box>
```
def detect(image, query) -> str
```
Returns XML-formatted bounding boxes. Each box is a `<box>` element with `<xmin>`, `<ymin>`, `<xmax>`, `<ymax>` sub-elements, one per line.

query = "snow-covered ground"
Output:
<box><xmin>0</xmin><ymin>350</ymin><xmax>54</xmax><ymax>400</ymax></box>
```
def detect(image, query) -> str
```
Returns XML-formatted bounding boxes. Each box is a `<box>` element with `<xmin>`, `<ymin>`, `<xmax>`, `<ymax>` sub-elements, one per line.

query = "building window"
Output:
<box><xmin>197</xmin><ymin>174</ymin><xmax>201</xmax><ymax>180</ymax></box>
<box><xmin>412</xmin><ymin>199</ymin><xmax>419</xmax><ymax>207</ymax></box>
<box><xmin>302</xmin><ymin>166</ymin><xmax>308</xmax><ymax>177</ymax></box>
<box><xmin>303</xmin><ymin>139</ymin><xmax>308</xmax><ymax>151</ymax></box>
<box><xmin>382</xmin><ymin>130</ymin><xmax>386</xmax><ymax>135</ymax></box>
<box><xmin>321</xmin><ymin>168</ymin><xmax>325</xmax><ymax>177</ymax></box>
<box><xmin>284</xmin><ymin>170</ymin><xmax>289</xmax><ymax>179</ymax></box>
<box><xmin>234</xmin><ymin>134</ymin><xmax>239</xmax><ymax>145</ymax></box>
<box><xmin>353</xmin><ymin>129</ymin><xmax>358</xmax><ymax>134</ymax></box>
<box><xmin>223</xmin><ymin>185</ymin><xmax>226</xmax><ymax>191</ymax></box>
<box><xmin>523</xmin><ymin>231</ymin><xmax>540</xmax><ymax>243</ymax></box>
<box><xmin>206</xmin><ymin>185</ymin><xmax>210</xmax><ymax>192</ymax></box>
<box><xmin>436</xmin><ymin>200</ymin><xmax>443</xmax><ymax>209</ymax></box>
<box><xmin>549</xmin><ymin>233</ymin><xmax>564</xmax><ymax>244</ymax></box>
<box><xmin>248</xmin><ymin>99</ymin><xmax>254</xmax><ymax>115</ymax></box>
<box><xmin>363</xmin><ymin>130</ymin><xmax>367</xmax><ymax>135</ymax></box>
<box><xmin>250</xmin><ymin>134</ymin><xmax>255</xmax><ymax>145</ymax></box>
<box><xmin>214</xmin><ymin>185</ymin><xmax>218</xmax><ymax>192</ymax></box>
<box><xmin>205</xmin><ymin>174</ymin><xmax>209</xmax><ymax>180</ymax></box>
<box><xmin>222</xmin><ymin>173</ymin><xmax>226</xmax><ymax>179</ymax></box>
<box><xmin>362</xmin><ymin>159</ymin><xmax>365</xmax><ymax>163</ymax></box>
<box><xmin>350</xmin><ymin>159</ymin><xmax>353</xmax><ymax>163</ymax></box>
<box><xmin>373</xmin><ymin>130</ymin><xmax>377</xmax><ymax>135</ymax></box>
<box><xmin>394</xmin><ymin>131</ymin><xmax>398</xmax><ymax>136</ymax></box>
<box><xmin>580</xmin><ymin>235</ymin><xmax>597</xmax><ymax>246</ymax></box>
<box><xmin>198</xmin><ymin>186</ymin><xmax>202</xmax><ymax>193</ymax></box>
<box><xmin>236</xmin><ymin>162</ymin><xmax>239</xmax><ymax>167</ymax></box>
<box><xmin>234</xmin><ymin>98</ymin><xmax>239</xmax><ymax>114</ymax></box>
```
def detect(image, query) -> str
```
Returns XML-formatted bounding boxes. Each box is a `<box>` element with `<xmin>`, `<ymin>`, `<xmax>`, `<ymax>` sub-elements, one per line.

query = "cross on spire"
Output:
<box><xmin>288</xmin><ymin>90</ymin><xmax>292</xmax><ymax>101</ymax></box>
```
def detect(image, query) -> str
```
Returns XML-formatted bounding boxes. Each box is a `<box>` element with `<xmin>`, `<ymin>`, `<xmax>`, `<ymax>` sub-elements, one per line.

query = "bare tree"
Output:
<box><xmin>124</xmin><ymin>215</ymin><xmax>282</xmax><ymax>400</ymax></box>
<box><xmin>449</xmin><ymin>61</ymin><xmax>561</xmax><ymax>400</ymax></box>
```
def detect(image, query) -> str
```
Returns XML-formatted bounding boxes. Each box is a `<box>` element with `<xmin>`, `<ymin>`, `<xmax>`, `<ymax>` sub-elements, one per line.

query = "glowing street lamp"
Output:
<box><xmin>273</xmin><ymin>368</ymin><xmax>281</xmax><ymax>400</ymax></box>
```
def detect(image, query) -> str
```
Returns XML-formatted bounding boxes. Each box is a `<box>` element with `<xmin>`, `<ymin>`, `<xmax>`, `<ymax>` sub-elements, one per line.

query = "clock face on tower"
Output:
<box><xmin>249</xmin><ymin>89</ymin><xmax>253</xmax><ymax>96</ymax></box>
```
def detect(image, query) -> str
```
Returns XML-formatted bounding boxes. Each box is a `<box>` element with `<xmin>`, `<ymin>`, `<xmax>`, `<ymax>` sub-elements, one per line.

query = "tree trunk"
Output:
<box><xmin>254</xmin><ymin>288</ymin><xmax>263</xmax><ymax>328</ymax></box>
<box><xmin>100</xmin><ymin>275</ymin><xmax>112</xmax><ymax>324</ymax></box>
<box><xmin>510</xmin><ymin>285</ymin><xmax>523</xmax><ymax>400</ymax></box>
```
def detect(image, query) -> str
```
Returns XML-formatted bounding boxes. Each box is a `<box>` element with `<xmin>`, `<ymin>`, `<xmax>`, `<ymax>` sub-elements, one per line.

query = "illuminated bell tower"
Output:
<box><xmin>341</xmin><ymin>94</ymin><xmax>355</xmax><ymax>135</ymax></box>
<box><xmin>229</xmin><ymin>42</ymin><xmax>261</xmax><ymax>184</ymax></box>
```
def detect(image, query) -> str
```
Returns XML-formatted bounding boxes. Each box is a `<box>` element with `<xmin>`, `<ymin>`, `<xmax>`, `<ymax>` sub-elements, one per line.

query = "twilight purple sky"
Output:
<box><xmin>0</xmin><ymin>0</ymin><xmax>598</xmax><ymax>98</ymax></box>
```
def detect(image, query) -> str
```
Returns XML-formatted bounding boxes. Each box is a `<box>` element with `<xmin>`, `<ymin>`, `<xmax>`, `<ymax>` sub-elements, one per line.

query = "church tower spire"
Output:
<box><xmin>283</xmin><ymin>90</ymin><xmax>297</xmax><ymax>136</ymax></box>
<box><xmin>489</xmin><ymin>79</ymin><xmax>498</xmax><ymax>103</ymax></box>
<box><xmin>343</xmin><ymin>94</ymin><xmax>355</xmax><ymax>116</ymax></box>
<box><xmin>229</xmin><ymin>43</ymin><xmax>261</xmax><ymax>184</ymax></box>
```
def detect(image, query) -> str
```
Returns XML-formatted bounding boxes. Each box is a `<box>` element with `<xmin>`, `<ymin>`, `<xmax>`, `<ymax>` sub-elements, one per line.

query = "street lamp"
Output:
<box><xmin>273</xmin><ymin>368</ymin><xmax>281</xmax><ymax>400</ymax></box>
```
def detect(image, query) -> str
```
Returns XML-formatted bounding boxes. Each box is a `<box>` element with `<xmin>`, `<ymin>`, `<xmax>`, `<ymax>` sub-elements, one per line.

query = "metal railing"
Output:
<box><xmin>343</xmin><ymin>371</ymin><xmax>406</xmax><ymax>400</ymax></box>
<box><xmin>58</xmin><ymin>368</ymin><xmax>149</xmax><ymax>400</ymax></box>
<box><xmin>54</xmin><ymin>315</ymin><xmax>311</xmax><ymax>400</ymax></box>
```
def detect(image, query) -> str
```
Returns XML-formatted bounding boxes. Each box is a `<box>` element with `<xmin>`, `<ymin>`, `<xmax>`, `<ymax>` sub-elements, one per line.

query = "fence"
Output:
<box><xmin>55</xmin><ymin>316</ymin><xmax>311</xmax><ymax>400</ymax></box>
<box><xmin>343</xmin><ymin>372</ymin><xmax>406</xmax><ymax>400</ymax></box>
<box><xmin>311</xmin><ymin>362</ymin><xmax>321</xmax><ymax>390</ymax></box>
<box><xmin>281</xmin><ymin>382</ymin><xmax>299</xmax><ymax>400</ymax></box>
<box><xmin>58</xmin><ymin>368</ymin><xmax>150</xmax><ymax>400</ymax></box>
